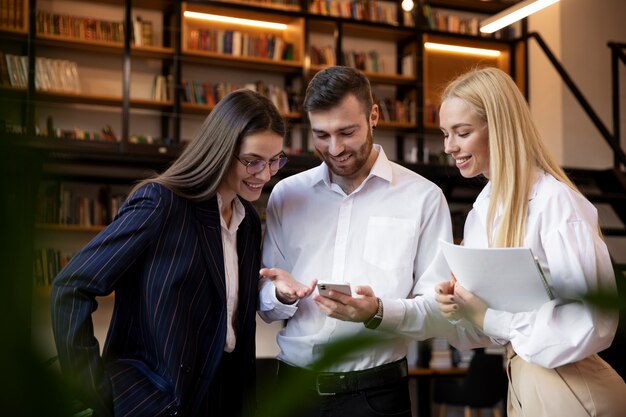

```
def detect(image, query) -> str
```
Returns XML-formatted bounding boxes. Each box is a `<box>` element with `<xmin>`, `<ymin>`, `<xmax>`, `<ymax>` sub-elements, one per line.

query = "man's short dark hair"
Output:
<box><xmin>303</xmin><ymin>66</ymin><xmax>373</xmax><ymax>116</ymax></box>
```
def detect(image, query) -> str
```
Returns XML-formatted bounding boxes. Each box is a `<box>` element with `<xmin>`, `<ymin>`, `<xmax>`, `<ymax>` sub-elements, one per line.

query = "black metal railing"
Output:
<box><xmin>610</xmin><ymin>42</ymin><xmax>626</xmax><ymax>170</ymax></box>
<box><xmin>523</xmin><ymin>32</ymin><xmax>626</xmax><ymax>170</ymax></box>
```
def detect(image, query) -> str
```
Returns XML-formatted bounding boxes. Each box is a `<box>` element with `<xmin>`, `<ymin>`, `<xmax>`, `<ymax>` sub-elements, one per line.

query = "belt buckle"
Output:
<box><xmin>315</xmin><ymin>373</ymin><xmax>337</xmax><ymax>396</ymax></box>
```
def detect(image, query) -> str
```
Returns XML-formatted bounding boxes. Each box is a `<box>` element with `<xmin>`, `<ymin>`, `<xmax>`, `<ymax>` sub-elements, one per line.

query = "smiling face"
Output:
<box><xmin>309</xmin><ymin>94</ymin><xmax>378</xmax><ymax>186</ymax></box>
<box><xmin>217</xmin><ymin>129</ymin><xmax>284</xmax><ymax>203</ymax></box>
<box><xmin>440</xmin><ymin>97</ymin><xmax>490</xmax><ymax>179</ymax></box>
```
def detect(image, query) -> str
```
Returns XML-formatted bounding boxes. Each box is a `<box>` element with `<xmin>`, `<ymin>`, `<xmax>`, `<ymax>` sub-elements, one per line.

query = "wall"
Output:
<box><xmin>529</xmin><ymin>0</ymin><xmax>626</xmax><ymax>168</ymax></box>
<box><xmin>528</xmin><ymin>2</ymin><xmax>563</xmax><ymax>164</ymax></box>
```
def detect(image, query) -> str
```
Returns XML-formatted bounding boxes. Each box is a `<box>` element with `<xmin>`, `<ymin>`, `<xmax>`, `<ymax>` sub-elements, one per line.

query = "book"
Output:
<box><xmin>438</xmin><ymin>239</ymin><xmax>553</xmax><ymax>313</ymax></box>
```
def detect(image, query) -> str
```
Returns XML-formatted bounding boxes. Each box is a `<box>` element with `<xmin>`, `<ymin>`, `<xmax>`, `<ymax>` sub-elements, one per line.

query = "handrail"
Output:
<box><xmin>523</xmin><ymin>32</ymin><xmax>626</xmax><ymax>170</ymax></box>
<box><xmin>609</xmin><ymin>42</ymin><xmax>626</xmax><ymax>169</ymax></box>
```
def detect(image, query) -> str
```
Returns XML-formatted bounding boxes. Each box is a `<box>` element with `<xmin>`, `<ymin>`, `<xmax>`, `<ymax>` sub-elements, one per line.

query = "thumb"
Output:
<box><xmin>454</xmin><ymin>284</ymin><xmax>471</xmax><ymax>300</ymax></box>
<box><xmin>355</xmin><ymin>285</ymin><xmax>374</xmax><ymax>297</ymax></box>
<box><xmin>259</xmin><ymin>268</ymin><xmax>276</xmax><ymax>278</ymax></box>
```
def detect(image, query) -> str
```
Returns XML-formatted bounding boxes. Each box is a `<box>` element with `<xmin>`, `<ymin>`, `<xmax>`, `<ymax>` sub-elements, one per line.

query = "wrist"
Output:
<box><xmin>364</xmin><ymin>297</ymin><xmax>383</xmax><ymax>329</ymax></box>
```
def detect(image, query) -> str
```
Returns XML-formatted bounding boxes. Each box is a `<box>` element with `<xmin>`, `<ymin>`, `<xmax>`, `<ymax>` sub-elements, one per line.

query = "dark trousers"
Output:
<box><xmin>202</xmin><ymin>352</ymin><xmax>252</xmax><ymax>417</ymax></box>
<box><xmin>272</xmin><ymin>360</ymin><xmax>412</xmax><ymax>417</ymax></box>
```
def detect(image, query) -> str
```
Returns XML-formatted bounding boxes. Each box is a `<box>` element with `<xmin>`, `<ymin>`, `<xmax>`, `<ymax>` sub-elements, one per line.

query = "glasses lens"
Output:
<box><xmin>247</xmin><ymin>160</ymin><xmax>266</xmax><ymax>174</ymax></box>
<box><xmin>270</xmin><ymin>157</ymin><xmax>288</xmax><ymax>172</ymax></box>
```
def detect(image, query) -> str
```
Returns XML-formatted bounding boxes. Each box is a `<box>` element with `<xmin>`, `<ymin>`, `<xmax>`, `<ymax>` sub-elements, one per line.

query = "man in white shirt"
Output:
<box><xmin>258</xmin><ymin>66</ymin><xmax>453</xmax><ymax>417</ymax></box>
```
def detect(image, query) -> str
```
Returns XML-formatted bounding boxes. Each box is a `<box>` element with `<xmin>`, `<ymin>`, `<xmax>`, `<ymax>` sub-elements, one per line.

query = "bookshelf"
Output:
<box><xmin>0</xmin><ymin>0</ymin><xmax>523</xmax><ymax>237</ymax></box>
<box><xmin>1</xmin><ymin>0</ymin><xmax>519</xmax><ymax>159</ymax></box>
<box><xmin>2</xmin><ymin>0</ymin><xmax>523</xmax><ymax>366</ymax></box>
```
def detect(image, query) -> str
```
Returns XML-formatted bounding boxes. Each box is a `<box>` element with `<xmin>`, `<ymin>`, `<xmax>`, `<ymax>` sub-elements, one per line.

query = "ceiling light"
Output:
<box><xmin>184</xmin><ymin>11</ymin><xmax>288</xmax><ymax>30</ymax></box>
<box><xmin>480</xmin><ymin>0</ymin><xmax>559</xmax><ymax>34</ymax></box>
<box><xmin>424</xmin><ymin>42</ymin><xmax>501</xmax><ymax>57</ymax></box>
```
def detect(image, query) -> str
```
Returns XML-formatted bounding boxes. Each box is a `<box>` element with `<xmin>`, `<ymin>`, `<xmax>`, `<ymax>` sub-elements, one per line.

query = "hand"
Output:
<box><xmin>436</xmin><ymin>282</ymin><xmax>487</xmax><ymax>329</ymax></box>
<box><xmin>435</xmin><ymin>273</ymin><xmax>456</xmax><ymax>296</ymax></box>
<box><xmin>435</xmin><ymin>278</ymin><xmax>458</xmax><ymax>321</ymax></box>
<box><xmin>453</xmin><ymin>285</ymin><xmax>487</xmax><ymax>329</ymax></box>
<box><xmin>313</xmin><ymin>285</ymin><xmax>379</xmax><ymax>323</ymax></box>
<box><xmin>260</xmin><ymin>267</ymin><xmax>317</xmax><ymax>305</ymax></box>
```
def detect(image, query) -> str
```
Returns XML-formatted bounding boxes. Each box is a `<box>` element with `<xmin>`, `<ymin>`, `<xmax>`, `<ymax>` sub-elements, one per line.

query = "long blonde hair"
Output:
<box><xmin>441</xmin><ymin>67</ymin><xmax>579</xmax><ymax>247</ymax></box>
<box><xmin>133</xmin><ymin>89</ymin><xmax>285</xmax><ymax>201</ymax></box>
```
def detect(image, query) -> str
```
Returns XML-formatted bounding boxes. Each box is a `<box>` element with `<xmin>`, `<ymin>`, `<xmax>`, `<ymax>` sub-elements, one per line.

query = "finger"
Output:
<box><xmin>301</xmin><ymin>279</ymin><xmax>318</xmax><ymax>298</ymax></box>
<box><xmin>354</xmin><ymin>285</ymin><xmax>374</xmax><ymax>297</ymax></box>
<box><xmin>314</xmin><ymin>299</ymin><xmax>334</xmax><ymax>316</ymax></box>
<box><xmin>314</xmin><ymin>296</ymin><xmax>344</xmax><ymax>318</ymax></box>
<box><xmin>442</xmin><ymin>311</ymin><xmax>456</xmax><ymax>320</ymax></box>
<box><xmin>435</xmin><ymin>282</ymin><xmax>452</xmax><ymax>295</ymax></box>
<box><xmin>259</xmin><ymin>267</ymin><xmax>275</xmax><ymax>278</ymax></box>
<box><xmin>326</xmin><ymin>290</ymin><xmax>352</xmax><ymax>304</ymax></box>
<box><xmin>435</xmin><ymin>293</ymin><xmax>453</xmax><ymax>304</ymax></box>
<box><xmin>439</xmin><ymin>304</ymin><xmax>457</xmax><ymax>315</ymax></box>
<box><xmin>454</xmin><ymin>285</ymin><xmax>472</xmax><ymax>301</ymax></box>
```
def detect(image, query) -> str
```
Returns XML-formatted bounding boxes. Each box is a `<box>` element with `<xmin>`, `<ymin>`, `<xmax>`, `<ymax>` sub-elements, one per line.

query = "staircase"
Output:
<box><xmin>542</xmin><ymin>34</ymin><xmax>626</xmax><ymax>377</ymax></box>
<box><xmin>564</xmin><ymin>167</ymin><xmax>626</xmax><ymax>379</ymax></box>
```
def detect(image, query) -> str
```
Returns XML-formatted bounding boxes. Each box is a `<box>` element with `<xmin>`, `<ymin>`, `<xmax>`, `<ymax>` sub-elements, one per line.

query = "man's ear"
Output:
<box><xmin>370</xmin><ymin>103</ymin><xmax>379</xmax><ymax>128</ymax></box>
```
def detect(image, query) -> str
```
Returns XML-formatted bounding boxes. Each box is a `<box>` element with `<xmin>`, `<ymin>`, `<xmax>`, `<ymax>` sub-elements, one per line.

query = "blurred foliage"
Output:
<box><xmin>256</xmin><ymin>332</ymin><xmax>392</xmax><ymax>417</ymax></box>
<box><xmin>0</xmin><ymin>138</ymin><xmax>74</xmax><ymax>416</ymax></box>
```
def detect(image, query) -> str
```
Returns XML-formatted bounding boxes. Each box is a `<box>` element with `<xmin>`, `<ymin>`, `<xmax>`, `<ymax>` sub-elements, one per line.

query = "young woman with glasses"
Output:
<box><xmin>51</xmin><ymin>89</ymin><xmax>288</xmax><ymax>417</ymax></box>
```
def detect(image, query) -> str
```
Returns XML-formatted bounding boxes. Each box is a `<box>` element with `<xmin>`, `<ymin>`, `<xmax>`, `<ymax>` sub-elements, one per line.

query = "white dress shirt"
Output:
<box><xmin>454</xmin><ymin>171</ymin><xmax>618</xmax><ymax>368</ymax></box>
<box><xmin>258</xmin><ymin>145</ymin><xmax>454</xmax><ymax>371</ymax></box>
<box><xmin>217</xmin><ymin>192</ymin><xmax>245</xmax><ymax>353</ymax></box>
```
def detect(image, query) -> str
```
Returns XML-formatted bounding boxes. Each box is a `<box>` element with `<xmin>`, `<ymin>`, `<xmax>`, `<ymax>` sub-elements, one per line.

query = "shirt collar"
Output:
<box><xmin>216</xmin><ymin>192</ymin><xmax>246</xmax><ymax>234</ymax></box>
<box><xmin>473</xmin><ymin>168</ymin><xmax>545</xmax><ymax>209</ymax></box>
<box><xmin>309</xmin><ymin>144</ymin><xmax>393</xmax><ymax>189</ymax></box>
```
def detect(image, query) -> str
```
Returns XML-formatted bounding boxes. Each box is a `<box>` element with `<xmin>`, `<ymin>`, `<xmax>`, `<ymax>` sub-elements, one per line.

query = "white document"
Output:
<box><xmin>439</xmin><ymin>239</ymin><xmax>553</xmax><ymax>313</ymax></box>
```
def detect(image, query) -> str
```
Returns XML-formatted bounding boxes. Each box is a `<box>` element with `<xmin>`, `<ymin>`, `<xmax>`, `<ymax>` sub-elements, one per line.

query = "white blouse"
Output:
<box><xmin>463</xmin><ymin>171</ymin><xmax>618</xmax><ymax>368</ymax></box>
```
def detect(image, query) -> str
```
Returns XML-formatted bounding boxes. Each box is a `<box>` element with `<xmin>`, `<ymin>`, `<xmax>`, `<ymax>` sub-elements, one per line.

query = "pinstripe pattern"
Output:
<box><xmin>51</xmin><ymin>183</ymin><xmax>261</xmax><ymax>417</ymax></box>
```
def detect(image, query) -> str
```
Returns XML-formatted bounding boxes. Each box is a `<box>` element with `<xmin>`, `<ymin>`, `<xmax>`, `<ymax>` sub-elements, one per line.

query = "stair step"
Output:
<box><xmin>586</xmin><ymin>193</ymin><xmax>626</xmax><ymax>203</ymax></box>
<box><xmin>602</xmin><ymin>227</ymin><xmax>626</xmax><ymax>236</ymax></box>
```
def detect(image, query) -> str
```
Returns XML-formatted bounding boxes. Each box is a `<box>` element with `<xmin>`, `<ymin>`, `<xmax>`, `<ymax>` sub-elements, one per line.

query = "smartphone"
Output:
<box><xmin>317</xmin><ymin>282</ymin><xmax>352</xmax><ymax>297</ymax></box>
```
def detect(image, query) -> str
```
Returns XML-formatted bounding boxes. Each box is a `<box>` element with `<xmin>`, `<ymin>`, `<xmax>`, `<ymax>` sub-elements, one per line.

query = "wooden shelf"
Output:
<box><xmin>343</xmin><ymin>22</ymin><xmax>415</xmax><ymax>42</ymax></box>
<box><xmin>33</xmin><ymin>90</ymin><xmax>173</xmax><ymax>110</ymax></box>
<box><xmin>0</xmin><ymin>85</ymin><xmax>27</xmax><ymax>97</ymax></box>
<box><xmin>181</xmin><ymin>50</ymin><xmax>303</xmax><ymax>72</ymax></box>
<box><xmin>208</xmin><ymin>0</ymin><xmax>302</xmax><ymax>13</ymax></box>
<box><xmin>308</xmin><ymin>65</ymin><xmax>416</xmax><ymax>86</ymax></box>
<box><xmin>428</xmin><ymin>0</ymin><xmax>513</xmax><ymax>14</ymax></box>
<box><xmin>378</xmin><ymin>120</ymin><xmax>417</xmax><ymax>130</ymax></box>
<box><xmin>35</xmin><ymin>223</ymin><xmax>106</xmax><ymax>233</ymax></box>
<box><xmin>36</xmin><ymin>33</ymin><xmax>125</xmax><ymax>54</ymax></box>
<box><xmin>35</xmin><ymin>34</ymin><xmax>175</xmax><ymax>58</ymax></box>
<box><xmin>0</xmin><ymin>26</ymin><xmax>27</xmax><ymax>36</ymax></box>
<box><xmin>180</xmin><ymin>101</ymin><xmax>300</xmax><ymax>120</ymax></box>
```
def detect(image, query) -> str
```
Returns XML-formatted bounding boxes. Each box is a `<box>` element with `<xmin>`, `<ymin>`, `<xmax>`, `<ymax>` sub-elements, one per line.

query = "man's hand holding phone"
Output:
<box><xmin>314</xmin><ymin>283</ymin><xmax>379</xmax><ymax>324</ymax></box>
<box><xmin>317</xmin><ymin>282</ymin><xmax>352</xmax><ymax>297</ymax></box>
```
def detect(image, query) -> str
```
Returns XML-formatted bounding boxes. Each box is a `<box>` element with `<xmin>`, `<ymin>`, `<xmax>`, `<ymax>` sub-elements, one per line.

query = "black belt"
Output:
<box><xmin>278</xmin><ymin>358</ymin><xmax>408</xmax><ymax>396</ymax></box>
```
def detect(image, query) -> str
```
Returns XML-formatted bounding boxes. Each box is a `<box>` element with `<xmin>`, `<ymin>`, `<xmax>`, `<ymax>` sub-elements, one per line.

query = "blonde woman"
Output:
<box><xmin>435</xmin><ymin>67</ymin><xmax>626</xmax><ymax>416</ymax></box>
<box><xmin>52</xmin><ymin>89</ymin><xmax>288</xmax><ymax>417</ymax></box>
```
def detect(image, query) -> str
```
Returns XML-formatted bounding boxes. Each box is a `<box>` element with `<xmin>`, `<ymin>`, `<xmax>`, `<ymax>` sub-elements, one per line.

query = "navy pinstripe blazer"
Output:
<box><xmin>51</xmin><ymin>183</ymin><xmax>261</xmax><ymax>417</ymax></box>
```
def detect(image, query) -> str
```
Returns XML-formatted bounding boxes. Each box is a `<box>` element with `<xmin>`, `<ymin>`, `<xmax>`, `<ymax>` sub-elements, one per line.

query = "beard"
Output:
<box><xmin>319</xmin><ymin>128</ymin><xmax>374</xmax><ymax>179</ymax></box>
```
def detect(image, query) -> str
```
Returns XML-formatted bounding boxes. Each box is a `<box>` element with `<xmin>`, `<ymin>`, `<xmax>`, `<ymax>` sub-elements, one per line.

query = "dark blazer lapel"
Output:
<box><xmin>194</xmin><ymin>197</ymin><xmax>226</xmax><ymax>304</ymax></box>
<box><xmin>236</xmin><ymin>210</ymin><xmax>255</xmax><ymax>327</ymax></box>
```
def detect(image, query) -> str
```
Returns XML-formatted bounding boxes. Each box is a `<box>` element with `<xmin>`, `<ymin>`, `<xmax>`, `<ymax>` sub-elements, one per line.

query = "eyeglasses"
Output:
<box><xmin>234</xmin><ymin>153</ymin><xmax>288</xmax><ymax>175</ymax></box>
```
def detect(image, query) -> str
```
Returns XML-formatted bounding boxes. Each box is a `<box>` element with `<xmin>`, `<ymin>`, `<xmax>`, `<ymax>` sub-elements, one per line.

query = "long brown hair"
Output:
<box><xmin>441</xmin><ymin>67</ymin><xmax>580</xmax><ymax>247</ymax></box>
<box><xmin>133</xmin><ymin>89</ymin><xmax>285</xmax><ymax>201</ymax></box>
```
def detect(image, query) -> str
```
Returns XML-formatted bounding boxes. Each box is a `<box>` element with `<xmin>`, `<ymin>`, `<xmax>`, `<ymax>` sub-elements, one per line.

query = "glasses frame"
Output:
<box><xmin>234</xmin><ymin>152</ymin><xmax>289</xmax><ymax>175</ymax></box>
